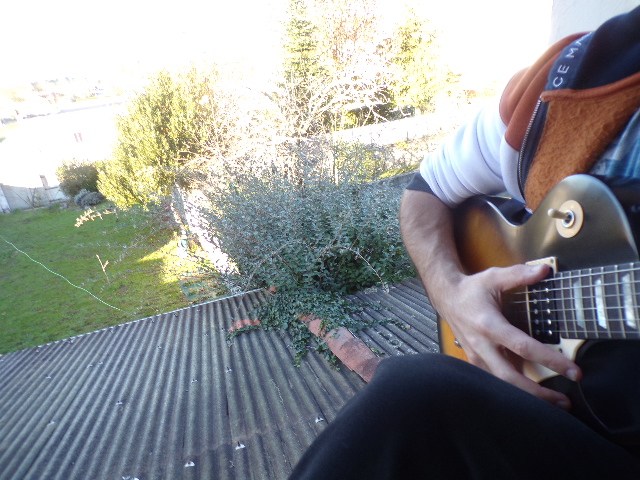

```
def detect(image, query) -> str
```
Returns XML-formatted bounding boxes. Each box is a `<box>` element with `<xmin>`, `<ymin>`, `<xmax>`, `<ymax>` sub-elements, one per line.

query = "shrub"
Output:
<box><xmin>205</xmin><ymin>146</ymin><xmax>411</xmax><ymax>292</ymax></box>
<box><xmin>331</xmin><ymin>141</ymin><xmax>392</xmax><ymax>183</ymax></box>
<box><xmin>56</xmin><ymin>160</ymin><xmax>101</xmax><ymax>198</ymax></box>
<box><xmin>74</xmin><ymin>189</ymin><xmax>105</xmax><ymax>208</ymax></box>
<box><xmin>99</xmin><ymin>69</ymin><xmax>216</xmax><ymax>208</ymax></box>
<box><xmin>201</xmin><ymin>144</ymin><xmax>415</xmax><ymax>364</ymax></box>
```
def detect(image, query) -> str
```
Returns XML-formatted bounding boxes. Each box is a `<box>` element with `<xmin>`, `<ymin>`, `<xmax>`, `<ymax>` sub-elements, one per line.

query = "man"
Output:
<box><xmin>290</xmin><ymin>6</ymin><xmax>640</xmax><ymax>479</ymax></box>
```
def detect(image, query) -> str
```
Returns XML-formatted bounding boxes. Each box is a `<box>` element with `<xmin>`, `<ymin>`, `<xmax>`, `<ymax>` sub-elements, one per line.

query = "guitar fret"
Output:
<box><xmin>572</xmin><ymin>276</ymin><xmax>586</xmax><ymax>332</ymax></box>
<box><xmin>582</xmin><ymin>268</ymin><xmax>606</xmax><ymax>339</ymax></box>
<box><xmin>630</xmin><ymin>263</ymin><xmax>640</xmax><ymax>338</ymax></box>
<box><xmin>584</xmin><ymin>268</ymin><xmax>600</xmax><ymax>339</ymax></box>
<box><xmin>594</xmin><ymin>276</ymin><xmax>607</xmax><ymax>330</ymax></box>
<box><xmin>602</xmin><ymin>265</ymin><xmax>624</xmax><ymax>339</ymax></box>
<box><xmin>560</xmin><ymin>273</ymin><xmax>577</xmax><ymax>338</ymax></box>
<box><xmin>598</xmin><ymin>265</ymin><xmax>620</xmax><ymax>339</ymax></box>
<box><xmin>623</xmin><ymin>265</ymin><xmax>640</xmax><ymax>337</ymax></box>
<box><xmin>614</xmin><ymin>266</ymin><xmax>630</xmax><ymax>336</ymax></box>
<box><xmin>622</xmin><ymin>273</ymin><xmax>637</xmax><ymax>329</ymax></box>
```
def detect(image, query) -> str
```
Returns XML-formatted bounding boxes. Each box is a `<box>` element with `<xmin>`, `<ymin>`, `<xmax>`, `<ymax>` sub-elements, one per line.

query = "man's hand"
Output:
<box><xmin>400</xmin><ymin>188</ymin><xmax>581</xmax><ymax>409</ymax></box>
<box><xmin>436</xmin><ymin>263</ymin><xmax>581</xmax><ymax>409</ymax></box>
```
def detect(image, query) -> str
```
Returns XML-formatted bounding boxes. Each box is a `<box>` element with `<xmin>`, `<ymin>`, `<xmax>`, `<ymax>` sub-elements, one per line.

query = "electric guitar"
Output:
<box><xmin>438</xmin><ymin>174</ymin><xmax>640</xmax><ymax>442</ymax></box>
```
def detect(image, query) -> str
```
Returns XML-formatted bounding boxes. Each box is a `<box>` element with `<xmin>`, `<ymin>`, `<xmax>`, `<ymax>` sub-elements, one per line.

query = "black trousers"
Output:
<box><xmin>290</xmin><ymin>354</ymin><xmax>640</xmax><ymax>479</ymax></box>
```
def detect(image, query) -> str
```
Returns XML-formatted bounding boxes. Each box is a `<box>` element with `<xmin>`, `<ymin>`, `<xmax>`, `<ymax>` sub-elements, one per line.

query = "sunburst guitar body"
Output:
<box><xmin>438</xmin><ymin>175</ymin><xmax>640</xmax><ymax>441</ymax></box>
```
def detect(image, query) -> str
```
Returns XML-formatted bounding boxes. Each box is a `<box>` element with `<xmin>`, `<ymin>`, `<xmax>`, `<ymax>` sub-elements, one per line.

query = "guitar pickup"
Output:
<box><xmin>526</xmin><ymin>257</ymin><xmax>560</xmax><ymax>344</ymax></box>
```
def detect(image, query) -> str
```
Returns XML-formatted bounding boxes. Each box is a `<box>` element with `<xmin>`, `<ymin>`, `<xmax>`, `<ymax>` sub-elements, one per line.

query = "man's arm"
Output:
<box><xmin>399</xmin><ymin>188</ymin><xmax>581</xmax><ymax>409</ymax></box>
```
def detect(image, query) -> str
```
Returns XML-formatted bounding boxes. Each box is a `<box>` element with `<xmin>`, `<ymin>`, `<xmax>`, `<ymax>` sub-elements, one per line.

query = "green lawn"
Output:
<box><xmin>0</xmin><ymin>204</ymin><xmax>194</xmax><ymax>354</ymax></box>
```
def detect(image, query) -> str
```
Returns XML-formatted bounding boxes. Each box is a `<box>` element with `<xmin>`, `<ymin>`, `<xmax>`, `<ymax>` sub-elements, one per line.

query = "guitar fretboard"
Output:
<box><xmin>526</xmin><ymin>262</ymin><xmax>640</xmax><ymax>343</ymax></box>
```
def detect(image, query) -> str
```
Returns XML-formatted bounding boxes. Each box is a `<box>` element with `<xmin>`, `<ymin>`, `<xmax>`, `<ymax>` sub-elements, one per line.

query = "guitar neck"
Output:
<box><xmin>523</xmin><ymin>262</ymin><xmax>640</xmax><ymax>343</ymax></box>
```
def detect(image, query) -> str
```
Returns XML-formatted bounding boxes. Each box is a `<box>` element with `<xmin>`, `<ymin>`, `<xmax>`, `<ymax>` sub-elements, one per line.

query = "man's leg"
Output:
<box><xmin>290</xmin><ymin>354</ymin><xmax>640</xmax><ymax>479</ymax></box>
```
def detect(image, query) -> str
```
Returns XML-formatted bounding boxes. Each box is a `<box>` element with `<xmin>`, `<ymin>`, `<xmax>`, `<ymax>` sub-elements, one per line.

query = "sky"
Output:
<box><xmin>2</xmin><ymin>0</ymin><xmax>553</xmax><ymax>88</ymax></box>
<box><xmin>0</xmin><ymin>0</ymin><xmax>554</xmax><ymax>188</ymax></box>
<box><xmin>2</xmin><ymin>0</ymin><xmax>287</xmax><ymax>86</ymax></box>
<box><xmin>405</xmin><ymin>0</ymin><xmax>553</xmax><ymax>86</ymax></box>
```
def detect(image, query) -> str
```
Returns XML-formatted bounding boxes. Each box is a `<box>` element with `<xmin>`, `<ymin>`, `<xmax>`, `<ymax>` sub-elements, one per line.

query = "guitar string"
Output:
<box><xmin>497</xmin><ymin>264</ymin><xmax>640</xmax><ymax>300</ymax></box>
<box><xmin>482</xmin><ymin>264</ymin><xmax>640</xmax><ymax>336</ymax></box>
<box><xmin>502</xmin><ymin>272</ymin><xmax>640</xmax><ymax>335</ymax></box>
<box><xmin>517</xmin><ymin>263</ymin><xmax>640</xmax><ymax>285</ymax></box>
<box><xmin>506</xmin><ymin>273</ymin><xmax>640</xmax><ymax>300</ymax></box>
<box><xmin>506</xmin><ymin>288</ymin><xmax>637</xmax><ymax>304</ymax></box>
<box><xmin>502</xmin><ymin>297</ymin><xmax>640</xmax><ymax>335</ymax></box>
<box><xmin>505</xmin><ymin>292</ymin><xmax>640</xmax><ymax>322</ymax></box>
<box><xmin>501</xmin><ymin>312</ymin><xmax>638</xmax><ymax>336</ymax></box>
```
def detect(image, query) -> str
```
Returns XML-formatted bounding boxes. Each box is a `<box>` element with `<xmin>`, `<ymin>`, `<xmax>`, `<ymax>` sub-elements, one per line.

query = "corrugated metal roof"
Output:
<box><xmin>352</xmin><ymin>278</ymin><xmax>440</xmax><ymax>358</ymax></box>
<box><xmin>0</xmin><ymin>278</ymin><xmax>437</xmax><ymax>480</ymax></box>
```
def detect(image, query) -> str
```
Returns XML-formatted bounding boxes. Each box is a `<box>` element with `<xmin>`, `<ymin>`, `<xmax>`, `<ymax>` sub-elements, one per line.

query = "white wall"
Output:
<box><xmin>0</xmin><ymin>183</ymin><xmax>67</xmax><ymax>212</ymax></box>
<box><xmin>550</xmin><ymin>0</ymin><xmax>640</xmax><ymax>42</ymax></box>
<box><xmin>0</xmin><ymin>100</ymin><xmax>124</xmax><ymax>188</ymax></box>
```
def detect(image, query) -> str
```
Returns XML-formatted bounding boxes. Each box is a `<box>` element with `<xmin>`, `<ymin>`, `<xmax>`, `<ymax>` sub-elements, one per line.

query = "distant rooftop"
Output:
<box><xmin>0</xmin><ymin>277</ymin><xmax>436</xmax><ymax>479</ymax></box>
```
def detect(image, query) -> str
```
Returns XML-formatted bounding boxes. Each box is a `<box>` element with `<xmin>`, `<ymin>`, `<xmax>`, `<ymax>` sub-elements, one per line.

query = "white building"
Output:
<box><xmin>0</xmin><ymin>99</ymin><xmax>124</xmax><ymax>188</ymax></box>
